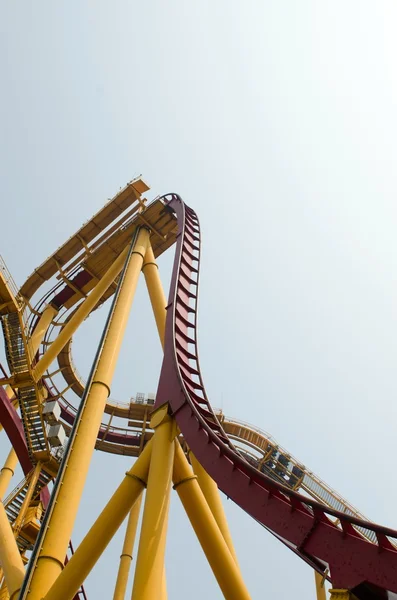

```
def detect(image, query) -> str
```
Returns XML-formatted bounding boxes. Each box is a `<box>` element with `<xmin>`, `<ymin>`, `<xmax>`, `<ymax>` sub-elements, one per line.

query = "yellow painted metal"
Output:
<box><xmin>13</xmin><ymin>462</ymin><xmax>42</xmax><ymax>534</ymax></box>
<box><xmin>28</xmin><ymin>305</ymin><xmax>58</xmax><ymax>359</ymax></box>
<box><xmin>113</xmin><ymin>495</ymin><xmax>143</xmax><ymax>600</ymax></box>
<box><xmin>141</xmin><ymin>250</ymin><xmax>170</xmax><ymax>595</ymax></box>
<box><xmin>329</xmin><ymin>591</ymin><xmax>350</xmax><ymax>599</ymax></box>
<box><xmin>173</xmin><ymin>442</ymin><xmax>251</xmax><ymax>600</ymax></box>
<box><xmin>32</xmin><ymin>239</ymin><xmax>133</xmax><ymax>380</ymax></box>
<box><xmin>131</xmin><ymin>409</ymin><xmax>175</xmax><ymax>600</ymax></box>
<box><xmin>0</xmin><ymin>448</ymin><xmax>17</xmax><ymax>499</ymax></box>
<box><xmin>0</xmin><ymin>575</ymin><xmax>9</xmax><ymax>600</ymax></box>
<box><xmin>20</xmin><ymin>179</ymin><xmax>149</xmax><ymax>302</ymax></box>
<box><xmin>315</xmin><ymin>571</ymin><xmax>327</xmax><ymax>600</ymax></box>
<box><xmin>161</xmin><ymin>568</ymin><xmax>167</xmax><ymax>600</ymax></box>
<box><xmin>142</xmin><ymin>244</ymin><xmax>167</xmax><ymax>348</ymax></box>
<box><xmin>28</xmin><ymin>228</ymin><xmax>150</xmax><ymax>600</ymax></box>
<box><xmin>0</xmin><ymin>503</ymin><xmax>25</xmax><ymax>600</ymax></box>
<box><xmin>43</xmin><ymin>440</ymin><xmax>152</xmax><ymax>600</ymax></box>
<box><xmin>190</xmin><ymin>453</ymin><xmax>239</xmax><ymax>565</ymax></box>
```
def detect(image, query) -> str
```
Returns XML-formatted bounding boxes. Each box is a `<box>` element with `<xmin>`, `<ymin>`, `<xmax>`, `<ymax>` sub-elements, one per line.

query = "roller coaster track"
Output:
<box><xmin>1</xmin><ymin>183</ymin><xmax>397</xmax><ymax>598</ymax></box>
<box><xmin>153</xmin><ymin>194</ymin><xmax>397</xmax><ymax>599</ymax></box>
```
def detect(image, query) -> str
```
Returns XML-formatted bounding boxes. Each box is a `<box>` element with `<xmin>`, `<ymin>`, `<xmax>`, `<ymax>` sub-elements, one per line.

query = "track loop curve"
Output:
<box><xmin>154</xmin><ymin>194</ymin><xmax>397</xmax><ymax>598</ymax></box>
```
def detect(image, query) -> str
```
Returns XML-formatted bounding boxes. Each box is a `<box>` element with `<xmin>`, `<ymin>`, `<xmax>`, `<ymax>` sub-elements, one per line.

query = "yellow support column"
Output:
<box><xmin>142</xmin><ymin>244</ymin><xmax>167</xmax><ymax>348</ymax></box>
<box><xmin>315</xmin><ymin>571</ymin><xmax>327</xmax><ymax>600</ymax></box>
<box><xmin>28</xmin><ymin>228</ymin><xmax>150</xmax><ymax>600</ymax></box>
<box><xmin>0</xmin><ymin>503</ymin><xmax>25</xmax><ymax>600</ymax></box>
<box><xmin>28</xmin><ymin>304</ymin><xmax>58</xmax><ymax>359</ymax></box>
<box><xmin>142</xmin><ymin>243</ymin><xmax>171</xmax><ymax>600</ymax></box>
<box><xmin>161</xmin><ymin>568</ymin><xmax>167</xmax><ymax>600</ymax></box>
<box><xmin>131</xmin><ymin>405</ymin><xmax>175</xmax><ymax>600</ymax></box>
<box><xmin>173</xmin><ymin>442</ymin><xmax>251</xmax><ymax>600</ymax></box>
<box><xmin>190</xmin><ymin>453</ymin><xmax>239</xmax><ymax>565</ymax></box>
<box><xmin>43</xmin><ymin>440</ymin><xmax>152</xmax><ymax>600</ymax></box>
<box><xmin>113</xmin><ymin>496</ymin><xmax>143</xmax><ymax>600</ymax></box>
<box><xmin>0</xmin><ymin>448</ymin><xmax>17</xmax><ymax>499</ymax></box>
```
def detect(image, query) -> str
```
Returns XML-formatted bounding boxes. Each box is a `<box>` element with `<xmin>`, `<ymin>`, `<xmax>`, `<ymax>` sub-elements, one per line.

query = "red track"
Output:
<box><xmin>2</xmin><ymin>193</ymin><xmax>397</xmax><ymax>597</ymax></box>
<box><xmin>154</xmin><ymin>194</ymin><xmax>397</xmax><ymax>599</ymax></box>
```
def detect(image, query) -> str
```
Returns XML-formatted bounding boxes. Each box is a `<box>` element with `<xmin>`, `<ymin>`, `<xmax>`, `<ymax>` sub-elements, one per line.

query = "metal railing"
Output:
<box><xmin>0</xmin><ymin>254</ymin><xmax>19</xmax><ymax>299</ymax></box>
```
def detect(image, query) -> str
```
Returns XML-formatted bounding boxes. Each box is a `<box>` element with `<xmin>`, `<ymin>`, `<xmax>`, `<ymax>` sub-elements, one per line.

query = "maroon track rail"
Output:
<box><xmin>154</xmin><ymin>194</ymin><xmax>397</xmax><ymax>599</ymax></box>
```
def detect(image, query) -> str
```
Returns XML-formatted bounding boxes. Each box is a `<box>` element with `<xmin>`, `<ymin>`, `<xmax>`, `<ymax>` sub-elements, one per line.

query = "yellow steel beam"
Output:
<box><xmin>113</xmin><ymin>495</ymin><xmax>143</xmax><ymax>600</ymax></box>
<box><xmin>43</xmin><ymin>440</ymin><xmax>152</xmax><ymax>600</ymax></box>
<box><xmin>13</xmin><ymin>462</ymin><xmax>42</xmax><ymax>535</ymax></box>
<box><xmin>315</xmin><ymin>571</ymin><xmax>327</xmax><ymax>600</ymax></box>
<box><xmin>141</xmin><ymin>243</ymin><xmax>167</xmax><ymax>349</ymax></box>
<box><xmin>161</xmin><ymin>568</ymin><xmax>167</xmax><ymax>600</ymax></box>
<box><xmin>28</xmin><ymin>305</ymin><xmax>58</xmax><ymax>361</ymax></box>
<box><xmin>142</xmin><ymin>242</ymin><xmax>169</xmax><ymax>600</ymax></box>
<box><xmin>0</xmin><ymin>448</ymin><xmax>18</xmax><ymax>500</ymax></box>
<box><xmin>0</xmin><ymin>503</ymin><xmax>25</xmax><ymax>600</ymax></box>
<box><xmin>190</xmin><ymin>453</ymin><xmax>239</xmax><ymax>565</ymax></box>
<box><xmin>131</xmin><ymin>406</ymin><xmax>175</xmax><ymax>600</ymax></box>
<box><xmin>330</xmin><ymin>591</ymin><xmax>350</xmax><ymax>599</ymax></box>
<box><xmin>28</xmin><ymin>228</ymin><xmax>150</xmax><ymax>600</ymax></box>
<box><xmin>173</xmin><ymin>441</ymin><xmax>251</xmax><ymax>600</ymax></box>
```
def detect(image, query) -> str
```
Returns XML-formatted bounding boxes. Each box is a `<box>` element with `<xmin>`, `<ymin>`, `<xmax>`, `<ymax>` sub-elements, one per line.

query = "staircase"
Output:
<box><xmin>18</xmin><ymin>385</ymin><xmax>48</xmax><ymax>459</ymax></box>
<box><xmin>1</xmin><ymin>312</ymin><xmax>49</xmax><ymax>461</ymax></box>
<box><xmin>1</xmin><ymin>312</ymin><xmax>28</xmax><ymax>375</ymax></box>
<box><xmin>3</xmin><ymin>467</ymin><xmax>53</xmax><ymax>552</ymax></box>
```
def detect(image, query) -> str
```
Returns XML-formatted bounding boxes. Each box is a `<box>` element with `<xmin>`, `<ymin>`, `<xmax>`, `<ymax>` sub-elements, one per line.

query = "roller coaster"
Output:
<box><xmin>0</xmin><ymin>178</ymin><xmax>396</xmax><ymax>599</ymax></box>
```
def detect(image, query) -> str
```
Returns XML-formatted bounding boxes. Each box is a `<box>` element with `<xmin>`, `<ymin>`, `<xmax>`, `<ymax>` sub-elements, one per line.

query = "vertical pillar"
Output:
<box><xmin>315</xmin><ymin>571</ymin><xmax>327</xmax><ymax>600</ymax></box>
<box><xmin>140</xmin><ymin>255</ymin><xmax>168</xmax><ymax>597</ymax></box>
<box><xmin>173</xmin><ymin>442</ymin><xmax>251</xmax><ymax>600</ymax></box>
<box><xmin>190</xmin><ymin>453</ymin><xmax>239</xmax><ymax>565</ymax></box>
<box><xmin>113</xmin><ymin>496</ymin><xmax>143</xmax><ymax>600</ymax></box>
<box><xmin>131</xmin><ymin>405</ymin><xmax>175</xmax><ymax>600</ymax></box>
<box><xmin>28</xmin><ymin>228</ymin><xmax>150</xmax><ymax>600</ymax></box>
<box><xmin>0</xmin><ymin>503</ymin><xmax>25</xmax><ymax>600</ymax></box>
<box><xmin>0</xmin><ymin>448</ymin><xmax>18</xmax><ymax>499</ymax></box>
<box><xmin>142</xmin><ymin>244</ymin><xmax>167</xmax><ymax>348</ymax></box>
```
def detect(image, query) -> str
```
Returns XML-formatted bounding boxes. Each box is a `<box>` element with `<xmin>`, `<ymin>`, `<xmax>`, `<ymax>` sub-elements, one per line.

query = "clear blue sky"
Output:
<box><xmin>1</xmin><ymin>2</ymin><xmax>397</xmax><ymax>598</ymax></box>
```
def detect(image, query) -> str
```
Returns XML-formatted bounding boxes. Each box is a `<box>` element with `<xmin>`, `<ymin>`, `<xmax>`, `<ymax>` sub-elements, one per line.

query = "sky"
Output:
<box><xmin>1</xmin><ymin>2</ymin><xmax>397</xmax><ymax>598</ymax></box>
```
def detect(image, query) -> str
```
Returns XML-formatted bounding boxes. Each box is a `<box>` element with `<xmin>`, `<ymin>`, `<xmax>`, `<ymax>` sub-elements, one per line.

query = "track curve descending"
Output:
<box><xmin>2</xmin><ymin>184</ymin><xmax>396</xmax><ymax>597</ymax></box>
<box><xmin>154</xmin><ymin>194</ymin><xmax>397</xmax><ymax>599</ymax></box>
